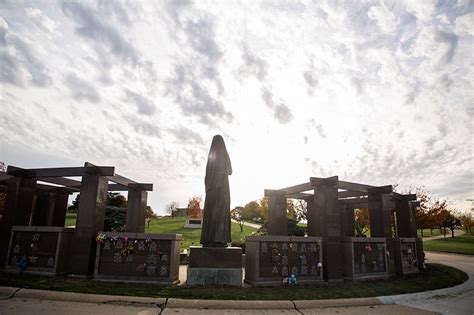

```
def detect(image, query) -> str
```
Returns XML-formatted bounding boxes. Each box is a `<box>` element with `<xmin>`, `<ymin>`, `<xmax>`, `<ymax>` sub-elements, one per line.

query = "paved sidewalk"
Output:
<box><xmin>422</xmin><ymin>230</ymin><xmax>464</xmax><ymax>241</ymax></box>
<box><xmin>1</xmin><ymin>252</ymin><xmax>471</xmax><ymax>314</ymax></box>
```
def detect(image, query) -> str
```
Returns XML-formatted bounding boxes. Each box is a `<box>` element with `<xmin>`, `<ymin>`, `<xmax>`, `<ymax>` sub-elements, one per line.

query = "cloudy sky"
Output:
<box><xmin>0</xmin><ymin>0</ymin><xmax>472</xmax><ymax>215</ymax></box>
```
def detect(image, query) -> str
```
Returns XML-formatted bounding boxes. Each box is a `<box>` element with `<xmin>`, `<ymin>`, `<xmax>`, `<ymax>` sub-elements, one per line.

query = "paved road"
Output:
<box><xmin>390</xmin><ymin>251</ymin><xmax>474</xmax><ymax>315</ymax></box>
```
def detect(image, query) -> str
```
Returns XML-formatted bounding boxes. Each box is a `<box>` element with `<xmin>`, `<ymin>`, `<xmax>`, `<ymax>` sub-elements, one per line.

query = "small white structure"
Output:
<box><xmin>184</xmin><ymin>217</ymin><xmax>202</xmax><ymax>228</ymax></box>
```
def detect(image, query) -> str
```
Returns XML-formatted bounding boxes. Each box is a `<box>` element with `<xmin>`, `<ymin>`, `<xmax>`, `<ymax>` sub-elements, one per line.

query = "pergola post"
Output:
<box><xmin>312</xmin><ymin>176</ymin><xmax>342</xmax><ymax>281</ymax></box>
<box><xmin>265</xmin><ymin>190</ymin><xmax>287</xmax><ymax>236</ymax></box>
<box><xmin>394</xmin><ymin>194</ymin><xmax>417</xmax><ymax>238</ymax></box>
<box><xmin>340</xmin><ymin>203</ymin><xmax>355</xmax><ymax>237</ymax></box>
<box><xmin>0</xmin><ymin>176</ymin><xmax>37</xmax><ymax>266</ymax></box>
<box><xmin>50</xmin><ymin>192</ymin><xmax>69</xmax><ymax>227</ymax></box>
<box><xmin>69</xmin><ymin>166</ymin><xmax>108</xmax><ymax>276</ymax></box>
<box><xmin>306</xmin><ymin>197</ymin><xmax>320</xmax><ymax>236</ymax></box>
<box><xmin>125</xmin><ymin>189</ymin><xmax>147</xmax><ymax>233</ymax></box>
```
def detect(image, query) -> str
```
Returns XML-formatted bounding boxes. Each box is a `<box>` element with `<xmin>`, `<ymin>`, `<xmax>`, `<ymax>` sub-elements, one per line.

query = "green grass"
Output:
<box><xmin>64</xmin><ymin>213</ymin><xmax>77</xmax><ymax>227</ymax></box>
<box><xmin>0</xmin><ymin>264</ymin><xmax>467</xmax><ymax>300</ymax></box>
<box><xmin>424</xmin><ymin>230</ymin><xmax>474</xmax><ymax>255</ymax></box>
<box><xmin>146</xmin><ymin>217</ymin><xmax>257</xmax><ymax>251</ymax></box>
<box><xmin>63</xmin><ymin>215</ymin><xmax>257</xmax><ymax>252</ymax></box>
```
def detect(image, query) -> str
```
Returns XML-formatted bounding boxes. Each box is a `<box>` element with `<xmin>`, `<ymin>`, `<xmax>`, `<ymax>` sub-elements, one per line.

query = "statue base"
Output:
<box><xmin>187</xmin><ymin>246</ymin><xmax>243</xmax><ymax>286</ymax></box>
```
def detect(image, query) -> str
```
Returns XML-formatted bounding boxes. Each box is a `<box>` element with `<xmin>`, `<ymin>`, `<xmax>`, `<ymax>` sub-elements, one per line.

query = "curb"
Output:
<box><xmin>294</xmin><ymin>297</ymin><xmax>381</xmax><ymax>309</ymax></box>
<box><xmin>166</xmin><ymin>299</ymin><xmax>294</xmax><ymax>309</ymax></box>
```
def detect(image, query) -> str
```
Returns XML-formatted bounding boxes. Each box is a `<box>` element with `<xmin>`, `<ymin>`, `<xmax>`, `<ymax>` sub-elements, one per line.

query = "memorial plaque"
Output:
<box><xmin>94</xmin><ymin>232</ymin><xmax>181</xmax><ymax>283</ymax></box>
<box><xmin>245</xmin><ymin>236</ymin><xmax>323</xmax><ymax>285</ymax></box>
<box><xmin>400</xmin><ymin>241</ymin><xmax>418</xmax><ymax>273</ymax></box>
<box><xmin>5</xmin><ymin>226</ymin><xmax>73</xmax><ymax>275</ymax></box>
<box><xmin>353</xmin><ymin>241</ymin><xmax>386</xmax><ymax>275</ymax></box>
<box><xmin>258</xmin><ymin>241</ymin><xmax>321</xmax><ymax>278</ymax></box>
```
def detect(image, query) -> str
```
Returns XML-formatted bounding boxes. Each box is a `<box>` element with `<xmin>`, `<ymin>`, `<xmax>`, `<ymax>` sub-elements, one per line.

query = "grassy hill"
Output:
<box><xmin>64</xmin><ymin>214</ymin><xmax>257</xmax><ymax>251</ymax></box>
<box><xmin>423</xmin><ymin>230</ymin><xmax>474</xmax><ymax>255</ymax></box>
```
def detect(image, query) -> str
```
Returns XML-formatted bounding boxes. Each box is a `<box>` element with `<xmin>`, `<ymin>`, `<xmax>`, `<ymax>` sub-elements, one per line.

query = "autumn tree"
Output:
<box><xmin>294</xmin><ymin>199</ymin><xmax>308</xmax><ymax>222</ymax></box>
<box><xmin>107</xmin><ymin>192</ymin><xmax>127</xmax><ymax>207</ymax></box>
<box><xmin>259</xmin><ymin>197</ymin><xmax>269</xmax><ymax>220</ymax></box>
<box><xmin>459</xmin><ymin>212</ymin><xmax>473</xmax><ymax>233</ymax></box>
<box><xmin>231</xmin><ymin>206</ymin><xmax>245</xmax><ymax>232</ymax></box>
<box><xmin>354</xmin><ymin>208</ymin><xmax>370</xmax><ymax>237</ymax></box>
<box><xmin>187</xmin><ymin>195</ymin><xmax>202</xmax><ymax>218</ymax></box>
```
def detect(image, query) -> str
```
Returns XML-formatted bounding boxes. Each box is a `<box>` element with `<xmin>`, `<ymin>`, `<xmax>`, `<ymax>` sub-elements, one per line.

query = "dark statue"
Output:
<box><xmin>200</xmin><ymin>135</ymin><xmax>232</xmax><ymax>247</ymax></box>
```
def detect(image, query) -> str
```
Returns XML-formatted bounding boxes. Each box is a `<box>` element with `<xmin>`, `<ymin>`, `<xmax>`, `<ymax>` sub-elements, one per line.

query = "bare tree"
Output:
<box><xmin>165</xmin><ymin>201</ymin><xmax>179</xmax><ymax>218</ymax></box>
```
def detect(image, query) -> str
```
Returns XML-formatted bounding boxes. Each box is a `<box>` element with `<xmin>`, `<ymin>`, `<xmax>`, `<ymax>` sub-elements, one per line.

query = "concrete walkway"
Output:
<box><xmin>231</xmin><ymin>219</ymin><xmax>262</xmax><ymax>229</ymax></box>
<box><xmin>422</xmin><ymin>230</ymin><xmax>465</xmax><ymax>241</ymax></box>
<box><xmin>1</xmin><ymin>252</ymin><xmax>472</xmax><ymax>314</ymax></box>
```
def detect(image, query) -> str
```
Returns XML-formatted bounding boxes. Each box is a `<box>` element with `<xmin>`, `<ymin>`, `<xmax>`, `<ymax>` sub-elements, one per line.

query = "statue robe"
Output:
<box><xmin>200</xmin><ymin>135</ymin><xmax>232</xmax><ymax>247</ymax></box>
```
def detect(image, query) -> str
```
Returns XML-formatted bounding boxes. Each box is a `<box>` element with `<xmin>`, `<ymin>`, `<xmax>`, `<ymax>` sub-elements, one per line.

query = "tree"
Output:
<box><xmin>187</xmin><ymin>196</ymin><xmax>202</xmax><ymax>218</ymax></box>
<box><xmin>441</xmin><ymin>210</ymin><xmax>461</xmax><ymax>238</ymax></box>
<box><xmin>354</xmin><ymin>208</ymin><xmax>370</xmax><ymax>237</ymax></box>
<box><xmin>294</xmin><ymin>199</ymin><xmax>308</xmax><ymax>222</ymax></box>
<box><xmin>286</xmin><ymin>200</ymin><xmax>297</xmax><ymax>220</ymax></box>
<box><xmin>243</xmin><ymin>201</ymin><xmax>261</xmax><ymax>221</ymax></box>
<box><xmin>459</xmin><ymin>212</ymin><xmax>473</xmax><ymax>233</ymax></box>
<box><xmin>231</xmin><ymin>206</ymin><xmax>245</xmax><ymax>232</ymax></box>
<box><xmin>68</xmin><ymin>194</ymin><xmax>80</xmax><ymax>213</ymax></box>
<box><xmin>103</xmin><ymin>206</ymin><xmax>126</xmax><ymax>232</ymax></box>
<box><xmin>107</xmin><ymin>192</ymin><xmax>127</xmax><ymax>207</ymax></box>
<box><xmin>259</xmin><ymin>197</ymin><xmax>269</xmax><ymax>220</ymax></box>
<box><xmin>165</xmin><ymin>201</ymin><xmax>179</xmax><ymax>218</ymax></box>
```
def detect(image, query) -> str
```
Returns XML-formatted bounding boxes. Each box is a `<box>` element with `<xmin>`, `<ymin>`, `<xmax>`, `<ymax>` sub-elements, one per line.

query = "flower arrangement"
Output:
<box><xmin>96</xmin><ymin>233</ymin><xmax>107</xmax><ymax>243</ymax></box>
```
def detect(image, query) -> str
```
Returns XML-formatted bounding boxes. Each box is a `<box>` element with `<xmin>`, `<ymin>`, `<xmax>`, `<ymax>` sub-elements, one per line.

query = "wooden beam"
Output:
<box><xmin>285</xmin><ymin>192</ymin><xmax>313</xmax><ymax>199</ymax></box>
<box><xmin>36</xmin><ymin>183</ymin><xmax>76</xmax><ymax>194</ymax></box>
<box><xmin>267</xmin><ymin>182</ymin><xmax>313</xmax><ymax>195</ymax></box>
<box><xmin>108</xmin><ymin>183</ymin><xmax>153</xmax><ymax>191</ymax></box>
<box><xmin>368</xmin><ymin>185</ymin><xmax>393</xmax><ymax>195</ymax></box>
<box><xmin>264</xmin><ymin>189</ymin><xmax>287</xmax><ymax>197</ymax></box>
<box><xmin>391</xmin><ymin>193</ymin><xmax>417</xmax><ymax>200</ymax></box>
<box><xmin>40</xmin><ymin>177</ymin><xmax>81</xmax><ymax>188</ymax></box>
<box><xmin>338</xmin><ymin>191</ymin><xmax>368</xmax><ymax>198</ymax></box>
<box><xmin>340</xmin><ymin>197</ymin><xmax>369</xmax><ymax>205</ymax></box>
<box><xmin>310</xmin><ymin>176</ymin><xmax>338</xmax><ymax>187</ymax></box>
<box><xmin>7</xmin><ymin>165</ymin><xmax>115</xmax><ymax>178</ymax></box>
<box><xmin>338</xmin><ymin>180</ymin><xmax>375</xmax><ymax>192</ymax></box>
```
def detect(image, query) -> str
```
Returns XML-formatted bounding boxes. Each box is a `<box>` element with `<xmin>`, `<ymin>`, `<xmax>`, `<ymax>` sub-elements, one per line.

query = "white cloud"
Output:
<box><xmin>368</xmin><ymin>3</ymin><xmax>399</xmax><ymax>33</ymax></box>
<box><xmin>0</xmin><ymin>1</ymin><xmax>472</xmax><ymax>214</ymax></box>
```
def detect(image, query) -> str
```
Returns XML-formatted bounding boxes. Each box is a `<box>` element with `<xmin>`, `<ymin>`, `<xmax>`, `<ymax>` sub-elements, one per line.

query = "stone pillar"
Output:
<box><xmin>368</xmin><ymin>188</ymin><xmax>392</xmax><ymax>238</ymax></box>
<box><xmin>266</xmin><ymin>190</ymin><xmax>287</xmax><ymax>236</ymax></box>
<box><xmin>368</xmin><ymin>186</ymin><xmax>394</xmax><ymax>274</ymax></box>
<box><xmin>306</xmin><ymin>195</ymin><xmax>321</xmax><ymax>237</ymax></box>
<box><xmin>341</xmin><ymin>204</ymin><xmax>355</xmax><ymax>237</ymax></box>
<box><xmin>313</xmin><ymin>176</ymin><xmax>342</xmax><ymax>281</ymax></box>
<box><xmin>51</xmin><ymin>192</ymin><xmax>69</xmax><ymax>227</ymax></box>
<box><xmin>125</xmin><ymin>189</ymin><xmax>147</xmax><ymax>233</ymax></box>
<box><xmin>31</xmin><ymin>191</ymin><xmax>49</xmax><ymax>226</ymax></box>
<box><xmin>394</xmin><ymin>195</ymin><xmax>416</xmax><ymax>238</ymax></box>
<box><xmin>0</xmin><ymin>175</ymin><xmax>37</xmax><ymax>266</ymax></box>
<box><xmin>69</xmin><ymin>168</ymin><xmax>108</xmax><ymax>276</ymax></box>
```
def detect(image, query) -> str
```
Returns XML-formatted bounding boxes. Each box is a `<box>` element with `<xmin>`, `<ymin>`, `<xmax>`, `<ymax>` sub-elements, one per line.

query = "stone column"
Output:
<box><xmin>394</xmin><ymin>195</ymin><xmax>417</xmax><ymax>238</ymax></box>
<box><xmin>265</xmin><ymin>190</ymin><xmax>287</xmax><ymax>236</ymax></box>
<box><xmin>341</xmin><ymin>204</ymin><xmax>355</xmax><ymax>237</ymax></box>
<box><xmin>69</xmin><ymin>168</ymin><xmax>108</xmax><ymax>276</ymax></box>
<box><xmin>125</xmin><ymin>188</ymin><xmax>147</xmax><ymax>233</ymax></box>
<box><xmin>313</xmin><ymin>176</ymin><xmax>342</xmax><ymax>281</ymax></box>
<box><xmin>0</xmin><ymin>175</ymin><xmax>37</xmax><ymax>266</ymax></box>
<box><xmin>306</xmin><ymin>197</ymin><xmax>320</xmax><ymax>236</ymax></box>
<box><xmin>51</xmin><ymin>192</ymin><xmax>69</xmax><ymax>227</ymax></box>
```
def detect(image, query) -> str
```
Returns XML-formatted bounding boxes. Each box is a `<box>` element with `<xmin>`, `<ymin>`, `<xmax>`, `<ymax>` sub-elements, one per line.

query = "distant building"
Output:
<box><xmin>175</xmin><ymin>207</ymin><xmax>188</xmax><ymax>217</ymax></box>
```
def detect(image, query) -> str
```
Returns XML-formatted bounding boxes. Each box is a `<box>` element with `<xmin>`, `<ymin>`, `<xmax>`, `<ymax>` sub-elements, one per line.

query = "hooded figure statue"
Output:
<box><xmin>200</xmin><ymin>135</ymin><xmax>232</xmax><ymax>247</ymax></box>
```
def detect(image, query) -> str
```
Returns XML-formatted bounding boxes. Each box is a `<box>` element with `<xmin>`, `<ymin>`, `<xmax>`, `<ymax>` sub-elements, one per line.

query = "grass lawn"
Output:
<box><xmin>423</xmin><ymin>230</ymin><xmax>474</xmax><ymax>255</ymax></box>
<box><xmin>63</xmin><ymin>214</ymin><xmax>257</xmax><ymax>252</ymax></box>
<box><xmin>64</xmin><ymin>213</ymin><xmax>77</xmax><ymax>227</ymax></box>
<box><xmin>0</xmin><ymin>264</ymin><xmax>466</xmax><ymax>300</ymax></box>
<box><xmin>146</xmin><ymin>217</ymin><xmax>257</xmax><ymax>251</ymax></box>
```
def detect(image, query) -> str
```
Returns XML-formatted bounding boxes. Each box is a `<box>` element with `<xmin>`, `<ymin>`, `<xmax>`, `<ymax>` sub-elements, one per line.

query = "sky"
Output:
<box><xmin>0</xmin><ymin>0</ymin><xmax>473</xmax><ymax>215</ymax></box>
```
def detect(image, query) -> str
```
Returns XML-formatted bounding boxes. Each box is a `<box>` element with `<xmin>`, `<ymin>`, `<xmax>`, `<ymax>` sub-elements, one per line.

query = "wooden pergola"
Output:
<box><xmin>0</xmin><ymin>162</ymin><xmax>153</xmax><ymax>275</ymax></box>
<box><xmin>264</xmin><ymin>176</ymin><xmax>421</xmax><ymax>279</ymax></box>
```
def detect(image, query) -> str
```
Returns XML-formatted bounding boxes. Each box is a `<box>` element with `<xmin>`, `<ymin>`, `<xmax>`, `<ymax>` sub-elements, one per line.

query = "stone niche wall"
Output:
<box><xmin>245</xmin><ymin>236</ymin><xmax>323</xmax><ymax>286</ymax></box>
<box><xmin>94</xmin><ymin>232</ymin><xmax>181</xmax><ymax>284</ymax></box>
<box><xmin>392</xmin><ymin>237</ymin><xmax>420</xmax><ymax>275</ymax></box>
<box><xmin>5</xmin><ymin>226</ymin><xmax>74</xmax><ymax>275</ymax></box>
<box><xmin>342</xmin><ymin>237</ymin><xmax>388</xmax><ymax>280</ymax></box>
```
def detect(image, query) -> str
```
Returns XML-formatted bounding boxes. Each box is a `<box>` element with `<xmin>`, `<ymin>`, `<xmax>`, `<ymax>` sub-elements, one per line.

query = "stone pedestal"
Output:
<box><xmin>187</xmin><ymin>246</ymin><xmax>242</xmax><ymax>286</ymax></box>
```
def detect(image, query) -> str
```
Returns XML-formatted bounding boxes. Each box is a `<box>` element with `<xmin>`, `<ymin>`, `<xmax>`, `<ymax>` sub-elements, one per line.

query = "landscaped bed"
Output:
<box><xmin>0</xmin><ymin>264</ymin><xmax>467</xmax><ymax>300</ymax></box>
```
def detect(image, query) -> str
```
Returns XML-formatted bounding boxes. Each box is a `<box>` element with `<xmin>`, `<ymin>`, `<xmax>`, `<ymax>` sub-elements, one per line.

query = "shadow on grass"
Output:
<box><xmin>0</xmin><ymin>264</ymin><xmax>467</xmax><ymax>300</ymax></box>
